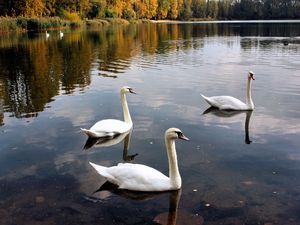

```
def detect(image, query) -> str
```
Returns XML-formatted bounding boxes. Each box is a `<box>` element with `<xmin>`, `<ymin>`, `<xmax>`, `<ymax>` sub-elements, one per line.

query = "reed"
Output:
<box><xmin>0</xmin><ymin>17</ymin><xmax>74</xmax><ymax>33</ymax></box>
<box><xmin>86</xmin><ymin>19</ymin><xmax>110</xmax><ymax>28</ymax></box>
<box><xmin>0</xmin><ymin>17</ymin><xmax>20</xmax><ymax>33</ymax></box>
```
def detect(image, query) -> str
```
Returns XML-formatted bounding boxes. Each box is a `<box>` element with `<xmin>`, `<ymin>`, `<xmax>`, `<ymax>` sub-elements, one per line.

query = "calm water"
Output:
<box><xmin>0</xmin><ymin>22</ymin><xmax>300</xmax><ymax>225</ymax></box>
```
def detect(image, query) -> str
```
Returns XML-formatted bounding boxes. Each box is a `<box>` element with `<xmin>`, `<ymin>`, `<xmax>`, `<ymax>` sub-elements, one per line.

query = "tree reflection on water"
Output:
<box><xmin>0</xmin><ymin>22</ymin><xmax>300</xmax><ymax>124</ymax></box>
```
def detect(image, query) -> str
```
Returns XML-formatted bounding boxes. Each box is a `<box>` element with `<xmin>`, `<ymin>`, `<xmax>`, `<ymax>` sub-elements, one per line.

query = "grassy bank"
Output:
<box><xmin>0</xmin><ymin>17</ymin><xmax>84</xmax><ymax>33</ymax></box>
<box><xmin>0</xmin><ymin>17</ymin><xmax>146</xmax><ymax>33</ymax></box>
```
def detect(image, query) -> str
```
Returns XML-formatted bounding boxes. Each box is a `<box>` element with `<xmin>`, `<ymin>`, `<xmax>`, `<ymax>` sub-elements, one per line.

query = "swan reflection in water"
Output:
<box><xmin>90</xmin><ymin>187</ymin><xmax>203</xmax><ymax>225</ymax></box>
<box><xmin>83</xmin><ymin>129</ymin><xmax>138</xmax><ymax>161</ymax></box>
<box><xmin>203</xmin><ymin>107</ymin><xmax>253</xmax><ymax>144</ymax></box>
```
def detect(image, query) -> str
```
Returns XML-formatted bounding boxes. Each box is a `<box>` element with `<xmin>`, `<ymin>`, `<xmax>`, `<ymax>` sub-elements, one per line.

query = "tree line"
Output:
<box><xmin>0</xmin><ymin>0</ymin><xmax>300</xmax><ymax>20</ymax></box>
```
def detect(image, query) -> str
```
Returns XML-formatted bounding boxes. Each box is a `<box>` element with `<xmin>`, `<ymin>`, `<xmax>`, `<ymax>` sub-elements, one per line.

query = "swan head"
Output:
<box><xmin>248</xmin><ymin>71</ymin><xmax>255</xmax><ymax>80</ymax></box>
<box><xmin>121</xmin><ymin>86</ymin><xmax>136</xmax><ymax>94</ymax></box>
<box><xmin>165</xmin><ymin>128</ymin><xmax>189</xmax><ymax>141</ymax></box>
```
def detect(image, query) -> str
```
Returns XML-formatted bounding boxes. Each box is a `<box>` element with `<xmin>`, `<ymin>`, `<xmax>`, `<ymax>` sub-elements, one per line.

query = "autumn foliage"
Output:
<box><xmin>0</xmin><ymin>0</ymin><xmax>300</xmax><ymax>20</ymax></box>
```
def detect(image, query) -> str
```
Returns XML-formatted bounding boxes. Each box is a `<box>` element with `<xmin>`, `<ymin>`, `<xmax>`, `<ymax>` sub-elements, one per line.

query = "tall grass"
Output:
<box><xmin>86</xmin><ymin>19</ymin><xmax>109</xmax><ymax>28</ymax></box>
<box><xmin>0</xmin><ymin>17</ymin><xmax>80</xmax><ymax>33</ymax></box>
<box><xmin>0</xmin><ymin>16</ymin><xmax>135</xmax><ymax>33</ymax></box>
<box><xmin>0</xmin><ymin>17</ymin><xmax>20</xmax><ymax>33</ymax></box>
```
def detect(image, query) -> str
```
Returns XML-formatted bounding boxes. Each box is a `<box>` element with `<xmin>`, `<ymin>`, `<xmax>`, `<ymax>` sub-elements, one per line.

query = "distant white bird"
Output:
<box><xmin>81</xmin><ymin>86</ymin><xmax>136</xmax><ymax>138</ymax></box>
<box><xmin>89</xmin><ymin>128</ymin><xmax>189</xmax><ymax>192</ymax></box>
<box><xmin>201</xmin><ymin>71</ymin><xmax>255</xmax><ymax>110</ymax></box>
<box><xmin>59</xmin><ymin>30</ymin><xmax>63</xmax><ymax>38</ymax></box>
<box><xmin>45</xmin><ymin>31</ymin><xmax>50</xmax><ymax>39</ymax></box>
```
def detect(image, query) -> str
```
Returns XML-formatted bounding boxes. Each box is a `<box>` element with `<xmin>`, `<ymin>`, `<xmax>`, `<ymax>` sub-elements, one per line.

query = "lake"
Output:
<box><xmin>0</xmin><ymin>21</ymin><xmax>300</xmax><ymax>225</ymax></box>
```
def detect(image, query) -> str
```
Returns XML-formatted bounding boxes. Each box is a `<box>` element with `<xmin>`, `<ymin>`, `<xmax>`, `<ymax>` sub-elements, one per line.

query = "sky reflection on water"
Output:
<box><xmin>0</xmin><ymin>22</ymin><xmax>300</xmax><ymax>224</ymax></box>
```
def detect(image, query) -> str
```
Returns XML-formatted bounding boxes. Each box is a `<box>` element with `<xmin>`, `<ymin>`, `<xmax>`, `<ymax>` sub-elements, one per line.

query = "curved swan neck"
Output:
<box><xmin>246</xmin><ymin>76</ymin><xmax>254</xmax><ymax>109</ymax></box>
<box><xmin>165</xmin><ymin>136</ymin><xmax>181</xmax><ymax>188</ymax></box>
<box><xmin>120</xmin><ymin>92</ymin><xmax>132</xmax><ymax>124</ymax></box>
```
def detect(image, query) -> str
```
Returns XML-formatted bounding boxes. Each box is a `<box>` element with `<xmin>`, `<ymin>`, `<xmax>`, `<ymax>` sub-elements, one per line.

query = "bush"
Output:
<box><xmin>105</xmin><ymin>18</ymin><xmax>130</xmax><ymax>25</ymax></box>
<box><xmin>26</xmin><ymin>18</ymin><xmax>52</xmax><ymax>30</ymax></box>
<box><xmin>122</xmin><ymin>8</ymin><xmax>136</xmax><ymax>20</ymax></box>
<box><xmin>70</xmin><ymin>20</ymin><xmax>83</xmax><ymax>29</ymax></box>
<box><xmin>86</xmin><ymin>19</ymin><xmax>109</xmax><ymax>28</ymax></box>
<box><xmin>105</xmin><ymin>7</ymin><xmax>117</xmax><ymax>18</ymax></box>
<box><xmin>16</xmin><ymin>17</ymin><xmax>28</xmax><ymax>29</ymax></box>
<box><xmin>0</xmin><ymin>17</ymin><xmax>18</xmax><ymax>32</ymax></box>
<box><xmin>62</xmin><ymin>11</ymin><xmax>81</xmax><ymax>22</ymax></box>
<box><xmin>87</xmin><ymin>1</ymin><xmax>106</xmax><ymax>19</ymax></box>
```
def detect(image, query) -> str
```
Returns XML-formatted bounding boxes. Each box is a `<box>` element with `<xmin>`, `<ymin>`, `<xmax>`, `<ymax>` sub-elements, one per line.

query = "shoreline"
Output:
<box><xmin>1</xmin><ymin>17</ymin><xmax>300</xmax><ymax>33</ymax></box>
<box><xmin>150</xmin><ymin>19</ymin><xmax>300</xmax><ymax>24</ymax></box>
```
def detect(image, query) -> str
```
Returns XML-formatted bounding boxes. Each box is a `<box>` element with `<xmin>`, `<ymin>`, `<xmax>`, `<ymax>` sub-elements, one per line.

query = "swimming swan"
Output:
<box><xmin>201</xmin><ymin>71</ymin><xmax>255</xmax><ymax>110</ymax></box>
<box><xmin>45</xmin><ymin>31</ymin><xmax>50</xmax><ymax>39</ymax></box>
<box><xmin>89</xmin><ymin>128</ymin><xmax>189</xmax><ymax>192</ymax></box>
<box><xmin>81</xmin><ymin>86</ymin><xmax>136</xmax><ymax>138</ymax></box>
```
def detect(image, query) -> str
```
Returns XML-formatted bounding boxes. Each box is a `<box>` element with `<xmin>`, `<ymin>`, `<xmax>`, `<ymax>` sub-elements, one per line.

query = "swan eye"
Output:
<box><xmin>127</xmin><ymin>88</ymin><xmax>136</xmax><ymax>94</ymax></box>
<box><xmin>249</xmin><ymin>72</ymin><xmax>255</xmax><ymax>80</ymax></box>
<box><xmin>175</xmin><ymin>131</ymin><xmax>189</xmax><ymax>141</ymax></box>
<box><xmin>175</xmin><ymin>131</ymin><xmax>182</xmax><ymax>137</ymax></box>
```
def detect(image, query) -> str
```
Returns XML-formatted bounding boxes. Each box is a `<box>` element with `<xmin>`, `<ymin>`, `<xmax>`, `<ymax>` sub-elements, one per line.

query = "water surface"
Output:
<box><xmin>0</xmin><ymin>22</ymin><xmax>300</xmax><ymax>225</ymax></box>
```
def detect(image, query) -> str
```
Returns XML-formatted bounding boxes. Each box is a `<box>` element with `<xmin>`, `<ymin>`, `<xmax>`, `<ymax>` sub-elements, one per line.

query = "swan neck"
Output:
<box><xmin>121</xmin><ymin>92</ymin><xmax>132</xmax><ymax>124</ymax></box>
<box><xmin>246</xmin><ymin>77</ymin><xmax>254</xmax><ymax>109</ymax></box>
<box><xmin>165</xmin><ymin>137</ymin><xmax>181</xmax><ymax>188</ymax></box>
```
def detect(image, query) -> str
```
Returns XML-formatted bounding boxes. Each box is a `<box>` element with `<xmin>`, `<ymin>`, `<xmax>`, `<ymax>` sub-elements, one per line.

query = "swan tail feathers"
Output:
<box><xmin>201</xmin><ymin>94</ymin><xmax>214</xmax><ymax>106</ymax></box>
<box><xmin>81</xmin><ymin>128</ymin><xmax>100</xmax><ymax>138</ymax></box>
<box><xmin>201</xmin><ymin>94</ymin><xmax>209</xmax><ymax>102</ymax></box>
<box><xmin>89</xmin><ymin>162</ymin><xmax>112</xmax><ymax>179</ymax></box>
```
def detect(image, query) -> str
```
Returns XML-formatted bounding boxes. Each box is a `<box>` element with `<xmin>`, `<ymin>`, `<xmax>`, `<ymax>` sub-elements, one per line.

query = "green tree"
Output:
<box><xmin>87</xmin><ymin>0</ymin><xmax>107</xmax><ymax>18</ymax></box>
<box><xmin>218</xmin><ymin>0</ymin><xmax>232</xmax><ymax>19</ymax></box>
<box><xmin>206</xmin><ymin>0</ymin><xmax>218</xmax><ymax>19</ymax></box>
<box><xmin>157</xmin><ymin>0</ymin><xmax>170</xmax><ymax>19</ymax></box>
<box><xmin>192</xmin><ymin>0</ymin><xmax>206</xmax><ymax>18</ymax></box>
<box><xmin>180</xmin><ymin>0</ymin><xmax>192</xmax><ymax>19</ymax></box>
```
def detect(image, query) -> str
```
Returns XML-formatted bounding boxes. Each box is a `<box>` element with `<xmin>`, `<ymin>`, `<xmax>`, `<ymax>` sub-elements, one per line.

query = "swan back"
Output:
<box><xmin>89</xmin><ymin>128</ymin><xmax>189</xmax><ymax>192</ymax></box>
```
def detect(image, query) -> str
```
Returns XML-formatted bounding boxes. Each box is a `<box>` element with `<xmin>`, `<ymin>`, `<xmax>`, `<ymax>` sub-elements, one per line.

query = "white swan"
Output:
<box><xmin>81</xmin><ymin>86</ymin><xmax>135</xmax><ymax>138</ymax></box>
<box><xmin>45</xmin><ymin>31</ymin><xmax>50</xmax><ymax>39</ymax></box>
<box><xmin>201</xmin><ymin>71</ymin><xmax>255</xmax><ymax>110</ymax></box>
<box><xmin>59</xmin><ymin>30</ymin><xmax>63</xmax><ymax>38</ymax></box>
<box><xmin>89</xmin><ymin>128</ymin><xmax>189</xmax><ymax>192</ymax></box>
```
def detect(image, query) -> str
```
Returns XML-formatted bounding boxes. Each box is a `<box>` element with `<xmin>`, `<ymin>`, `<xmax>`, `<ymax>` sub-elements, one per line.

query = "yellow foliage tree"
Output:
<box><xmin>115</xmin><ymin>0</ymin><xmax>123</xmax><ymax>17</ymax></box>
<box><xmin>26</xmin><ymin>0</ymin><xmax>44</xmax><ymax>17</ymax></box>
<box><xmin>147</xmin><ymin>0</ymin><xmax>158</xmax><ymax>19</ymax></box>
<box><xmin>169</xmin><ymin>0</ymin><xmax>179</xmax><ymax>19</ymax></box>
<box><xmin>135</xmin><ymin>0</ymin><xmax>147</xmax><ymax>19</ymax></box>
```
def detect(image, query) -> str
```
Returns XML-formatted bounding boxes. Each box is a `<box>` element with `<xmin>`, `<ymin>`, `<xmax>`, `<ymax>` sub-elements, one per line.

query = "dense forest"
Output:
<box><xmin>0</xmin><ymin>0</ymin><xmax>300</xmax><ymax>20</ymax></box>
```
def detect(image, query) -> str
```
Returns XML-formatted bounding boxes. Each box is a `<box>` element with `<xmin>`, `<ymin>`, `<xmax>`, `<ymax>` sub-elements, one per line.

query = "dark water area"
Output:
<box><xmin>0</xmin><ymin>21</ymin><xmax>300</xmax><ymax>225</ymax></box>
